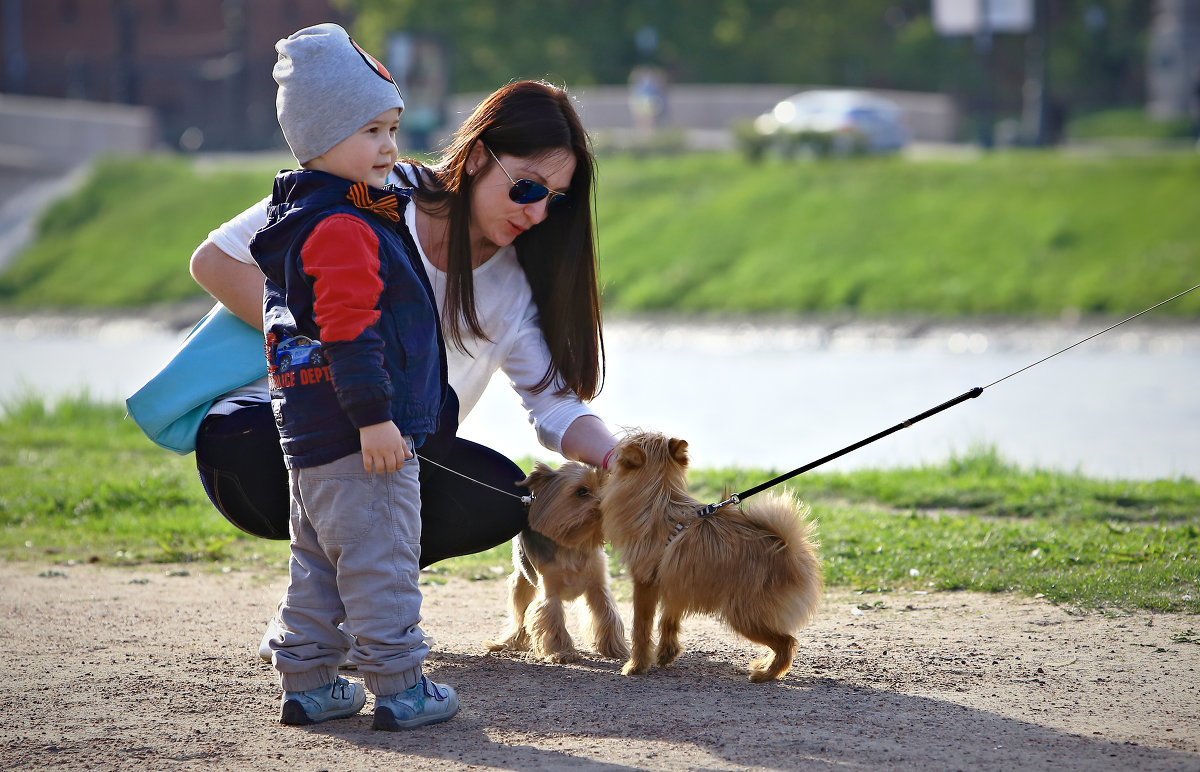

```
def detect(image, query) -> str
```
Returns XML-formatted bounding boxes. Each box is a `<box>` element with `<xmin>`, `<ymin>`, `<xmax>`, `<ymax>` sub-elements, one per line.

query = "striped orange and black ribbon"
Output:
<box><xmin>346</xmin><ymin>181</ymin><xmax>400</xmax><ymax>222</ymax></box>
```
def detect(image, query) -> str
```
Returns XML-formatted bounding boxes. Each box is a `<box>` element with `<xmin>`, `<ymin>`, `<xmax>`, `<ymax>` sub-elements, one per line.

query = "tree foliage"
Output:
<box><xmin>341</xmin><ymin>0</ymin><xmax>1151</xmax><ymax>117</ymax></box>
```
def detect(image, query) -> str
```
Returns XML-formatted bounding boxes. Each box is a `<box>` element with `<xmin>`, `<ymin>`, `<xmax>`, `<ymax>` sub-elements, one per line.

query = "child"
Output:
<box><xmin>250</xmin><ymin>23</ymin><xmax>455</xmax><ymax>731</ymax></box>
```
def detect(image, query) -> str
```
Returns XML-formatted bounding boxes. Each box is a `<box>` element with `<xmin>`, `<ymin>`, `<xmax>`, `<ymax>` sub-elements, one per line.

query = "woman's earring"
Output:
<box><xmin>468</xmin><ymin>168</ymin><xmax>475</xmax><ymax>175</ymax></box>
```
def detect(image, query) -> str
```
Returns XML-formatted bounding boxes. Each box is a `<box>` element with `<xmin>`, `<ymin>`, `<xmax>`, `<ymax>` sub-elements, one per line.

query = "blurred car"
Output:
<box><xmin>751</xmin><ymin>89</ymin><xmax>907</xmax><ymax>156</ymax></box>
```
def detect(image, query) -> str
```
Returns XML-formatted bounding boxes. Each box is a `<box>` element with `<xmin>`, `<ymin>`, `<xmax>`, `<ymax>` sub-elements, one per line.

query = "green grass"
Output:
<box><xmin>688</xmin><ymin>450</ymin><xmax>1200</xmax><ymax>613</ymax></box>
<box><xmin>4</xmin><ymin>395</ymin><xmax>1197</xmax><ymax>613</ymax></box>
<box><xmin>595</xmin><ymin>151</ymin><xmax>1200</xmax><ymax>317</ymax></box>
<box><xmin>2</xmin><ymin>150</ymin><xmax>1198</xmax><ymax>317</ymax></box>
<box><xmin>0</xmin><ymin>392</ymin><xmax>279</xmax><ymax>567</ymax></box>
<box><xmin>0</xmin><ymin>155</ymin><xmax>286</xmax><ymax>308</ymax></box>
<box><xmin>1067</xmin><ymin>107</ymin><xmax>1196</xmax><ymax>141</ymax></box>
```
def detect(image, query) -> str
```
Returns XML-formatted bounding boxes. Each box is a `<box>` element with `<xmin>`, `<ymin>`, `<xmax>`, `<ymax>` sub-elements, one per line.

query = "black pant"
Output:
<box><xmin>194</xmin><ymin>392</ymin><xmax>529</xmax><ymax>567</ymax></box>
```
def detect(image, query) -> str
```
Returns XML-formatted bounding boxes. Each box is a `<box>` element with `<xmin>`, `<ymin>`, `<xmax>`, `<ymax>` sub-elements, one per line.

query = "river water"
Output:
<box><xmin>6</xmin><ymin>313</ymin><xmax>1198</xmax><ymax>481</ymax></box>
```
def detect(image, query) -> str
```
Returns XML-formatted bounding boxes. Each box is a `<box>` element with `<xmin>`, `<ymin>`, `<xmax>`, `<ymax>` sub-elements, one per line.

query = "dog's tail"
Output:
<box><xmin>743</xmin><ymin>489</ymin><xmax>824</xmax><ymax>628</ymax></box>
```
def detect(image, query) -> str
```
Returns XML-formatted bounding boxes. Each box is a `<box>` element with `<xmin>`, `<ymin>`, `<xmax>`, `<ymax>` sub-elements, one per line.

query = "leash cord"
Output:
<box><xmin>983</xmin><ymin>282</ymin><xmax>1200</xmax><ymax>390</ymax></box>
<box><xmin>699</xmin><ymin>283</ymin><xmax>1200</xmax><ymax>517</ymax></box>
<box><xmin>415</xmin><ymin>452</ymin><xmax>533</xmax><ymax>506</ymax></box>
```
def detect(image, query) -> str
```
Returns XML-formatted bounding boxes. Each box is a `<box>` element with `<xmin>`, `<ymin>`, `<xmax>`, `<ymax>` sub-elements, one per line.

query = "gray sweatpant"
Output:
<box><xmin>271</xmin><ymin>444</ymin><xmax>428</xmax><ymax>697</ymax></box>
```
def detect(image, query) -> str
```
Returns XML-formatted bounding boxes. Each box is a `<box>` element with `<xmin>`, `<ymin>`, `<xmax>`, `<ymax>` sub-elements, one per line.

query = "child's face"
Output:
<box><xmin>305</xmin><ymin>108</ymin><xmax>401</xmax><ymax>188</ymax></box>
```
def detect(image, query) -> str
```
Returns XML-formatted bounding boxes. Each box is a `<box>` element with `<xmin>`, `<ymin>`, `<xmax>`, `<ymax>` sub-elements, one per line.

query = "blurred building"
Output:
<box><xmin>0</xmin><ymin>0</ymin><xmax>350</xmax><ymax>152</ymax></box>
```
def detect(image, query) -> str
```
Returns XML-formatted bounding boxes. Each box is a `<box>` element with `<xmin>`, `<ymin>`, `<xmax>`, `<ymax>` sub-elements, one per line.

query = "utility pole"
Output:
<box><xmin>1021</xmin><ymin>0</ymin><xmax>1050</xmax><ymax>145</ymax></box>
<box><xmin>113</xmin><ymin>0</ymin><xmax>139</xmax><ymax>104</ymax></box>
<box><xmin>974</xmin><ymin>0</ymin><xmax>995</xmax><ymax>148</ymax></box>
<box><xmin>2</xmin><ymin>0</ymin><xmax>25</xmax><ymax>94</ymax></box>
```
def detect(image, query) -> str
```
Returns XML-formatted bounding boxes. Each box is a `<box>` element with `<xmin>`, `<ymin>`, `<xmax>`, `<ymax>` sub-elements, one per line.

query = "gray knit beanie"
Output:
<box><xmin>274</xmin><ymin>23</ymin><xmax>404</xmax><ymax>164</ymax></box>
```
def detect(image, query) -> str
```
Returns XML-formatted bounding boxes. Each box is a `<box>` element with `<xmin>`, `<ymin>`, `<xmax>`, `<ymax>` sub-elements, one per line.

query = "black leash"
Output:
<box><xmin>697</xmin><ymin>283</ymin><xmax>1200</xmax><ymax>518</ymax></box>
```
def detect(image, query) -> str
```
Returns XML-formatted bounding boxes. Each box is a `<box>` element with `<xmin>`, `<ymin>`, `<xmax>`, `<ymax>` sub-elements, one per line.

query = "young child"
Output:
<box><xmin>250</xmin><ymin>23</ymin><xmax>455</xmax><ymax>731</ymax></box>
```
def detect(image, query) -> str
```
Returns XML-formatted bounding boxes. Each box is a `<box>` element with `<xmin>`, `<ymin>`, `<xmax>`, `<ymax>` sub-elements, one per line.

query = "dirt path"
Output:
<box><xmin>3</xmin><ymin>559</ymin><xmax>1198</xmax><ymax>771</ymax></box>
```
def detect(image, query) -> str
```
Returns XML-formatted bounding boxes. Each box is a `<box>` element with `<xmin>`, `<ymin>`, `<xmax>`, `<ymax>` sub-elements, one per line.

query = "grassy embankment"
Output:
<box><xmin>1</xmin><ymin>151</ymin><xmax>1198</xmax><ymax>316</ymax></box>
<box><xmin>2</xmin><ymin>151</ymin><xmax>1197</xmax><ymax>613</ymax></box>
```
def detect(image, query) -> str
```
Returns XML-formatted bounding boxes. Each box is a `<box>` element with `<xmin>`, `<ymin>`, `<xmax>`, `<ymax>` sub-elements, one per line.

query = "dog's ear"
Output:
<box><xmin>668</xmin><ymin>438</ymin><xmax>689</xmax><ymax>466</ymax></box>
<box><xmin>528</xmin><ymin>463</ymin><xmax>602</xmax><ymax>546</ymax></box>
<box><xmin>518</xmin><ymin>461</ymin><xmax>557</xmax><ymax>492</ymax></box>
<box><xmin>616</xmin><ymin>444</ymin><xmax>646</xmax><ymax>471</ymax></box>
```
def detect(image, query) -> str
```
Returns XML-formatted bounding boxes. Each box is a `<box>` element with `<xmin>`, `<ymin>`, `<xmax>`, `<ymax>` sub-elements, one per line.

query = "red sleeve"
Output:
<box><xmin>300</xmin><ymin>214</ymin><xmax>383</xmax><ymax>342</ymax></box>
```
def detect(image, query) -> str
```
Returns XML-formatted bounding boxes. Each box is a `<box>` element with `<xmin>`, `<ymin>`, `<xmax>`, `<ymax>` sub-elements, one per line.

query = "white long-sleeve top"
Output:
<box><xmin>207</xmin><ymin>165</ymin><xmax>596</xmax><ymax>454</ymax></box>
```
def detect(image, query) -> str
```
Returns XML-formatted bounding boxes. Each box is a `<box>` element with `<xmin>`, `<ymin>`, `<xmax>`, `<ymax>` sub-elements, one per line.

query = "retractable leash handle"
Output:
<box><xmin>698</xmin><ymin>386</ymin><xmax>983</xmax><ymax>517</ymax></box>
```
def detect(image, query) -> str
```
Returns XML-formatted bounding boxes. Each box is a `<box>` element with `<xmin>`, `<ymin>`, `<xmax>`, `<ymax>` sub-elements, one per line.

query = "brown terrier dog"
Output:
<box><xmin>484</xmin><ymin>461</ymin><xmax>628</xmax><ymax>663</ymax></box>
<box><xmin>600</xmin><ymin>431</ymin><xmax>823</xmax><ymax>682</ymax></box>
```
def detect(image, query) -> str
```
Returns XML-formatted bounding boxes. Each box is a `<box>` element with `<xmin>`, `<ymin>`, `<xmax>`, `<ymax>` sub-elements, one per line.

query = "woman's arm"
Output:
<box><xmin>560</xmin><ymin>414</ymin><xmax>617</xmax><ymax>468</ymax></box>
<box><xmin>190</xmin><ymin>240</ymin><xmax>268</xmax><ymax>329</ymax></box>
<box><xmin>479</xmin><ymin>267</ymin><xmax>618</xmax><ymax>466</ymax></box>
<box><xmin>504</xmin><ymin>318</ymin><xmax>617</xmax><ymax>467</ymax></box>
<box><xmin>189</xmin><ymin>195</ymin><xmax>273</xmax><ymax>328</ymax></box>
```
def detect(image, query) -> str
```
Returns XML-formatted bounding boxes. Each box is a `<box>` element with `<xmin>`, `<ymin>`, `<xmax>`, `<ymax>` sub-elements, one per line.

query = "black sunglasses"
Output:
<box><xmin>486</xmin><ymin>146</ymin><xmax>568</xmax><ymax>206</ymax></box>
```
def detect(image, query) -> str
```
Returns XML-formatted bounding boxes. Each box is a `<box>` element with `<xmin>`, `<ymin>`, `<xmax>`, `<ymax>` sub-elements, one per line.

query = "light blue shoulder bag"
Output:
<box><xmin>126</xmin><ymin>303</ymin><xmax>267</xmax><ymax>454</ymax></box>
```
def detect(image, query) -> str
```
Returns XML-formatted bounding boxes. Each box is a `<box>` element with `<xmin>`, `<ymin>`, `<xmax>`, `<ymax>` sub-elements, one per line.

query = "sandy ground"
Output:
<box><xmin>2</xmin><ymin>559</ymin><xmax>1198</xmax><ymax>772</ymax></box>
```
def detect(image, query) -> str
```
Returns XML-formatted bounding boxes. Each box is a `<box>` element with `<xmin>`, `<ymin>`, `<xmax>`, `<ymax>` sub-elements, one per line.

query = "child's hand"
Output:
<box><xmin>359</xmin><ymin>421</ymin><xmax>411</xmax><ymax>473</ymax></box>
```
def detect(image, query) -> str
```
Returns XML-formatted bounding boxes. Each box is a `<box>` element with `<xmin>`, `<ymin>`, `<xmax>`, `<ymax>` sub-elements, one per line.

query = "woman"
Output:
<box><xmin>188</xmin><ymin>80</ymin><xmax>617</xmax><ymax>565</ymax></box>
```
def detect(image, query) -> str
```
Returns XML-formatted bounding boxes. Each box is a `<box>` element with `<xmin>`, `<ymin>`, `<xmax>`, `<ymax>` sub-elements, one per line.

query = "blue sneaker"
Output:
<box><xmin>280</xmin><ymin>676</ymin><xmax>366</xmax><ymax>725</ymax></box>
<box><xmin>373</xmin><ymin>676</ymin><xmax>459</xmax><ymax>731</ymax></box>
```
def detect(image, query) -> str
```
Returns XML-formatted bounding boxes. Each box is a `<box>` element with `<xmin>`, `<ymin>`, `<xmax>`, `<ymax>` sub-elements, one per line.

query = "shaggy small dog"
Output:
<box><xmin>484</xmin><ymin>461</ymin><xmax>628</xmax><ymax>663</ymax></box>
<box><xmin>600</xmin><ymin>431</ymin><xmax>822</xmax><ymax>682</ymax></box>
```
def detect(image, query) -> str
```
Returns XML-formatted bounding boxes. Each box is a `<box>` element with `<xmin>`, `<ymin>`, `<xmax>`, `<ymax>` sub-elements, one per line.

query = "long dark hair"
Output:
<box><xmin>399</xmin><ymin>80</ymin><xmax>604</xmax><ymax>401</ymax></box>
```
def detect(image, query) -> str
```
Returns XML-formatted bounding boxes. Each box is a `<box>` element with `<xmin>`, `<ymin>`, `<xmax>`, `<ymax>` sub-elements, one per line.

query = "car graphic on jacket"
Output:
<box><xmin>274</xmin><ymin>335</ymin><xmax>325</xmax><ymax>372</ymax></box>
